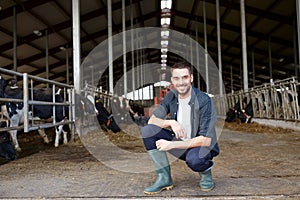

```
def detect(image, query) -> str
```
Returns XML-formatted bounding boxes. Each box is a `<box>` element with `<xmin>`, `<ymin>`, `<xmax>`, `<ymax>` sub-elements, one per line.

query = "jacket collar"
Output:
<box><xmin>171</xmin><ymin>85</ymin><xmax>196</xmax><ymax>104</ymax></box>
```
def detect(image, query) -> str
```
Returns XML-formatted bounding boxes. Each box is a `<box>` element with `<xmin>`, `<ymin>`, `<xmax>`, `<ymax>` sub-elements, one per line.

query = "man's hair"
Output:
<box><xmin>171</xmin><ymin>62</ymin><xmax>193</xmax><ymax>74</ymax></box>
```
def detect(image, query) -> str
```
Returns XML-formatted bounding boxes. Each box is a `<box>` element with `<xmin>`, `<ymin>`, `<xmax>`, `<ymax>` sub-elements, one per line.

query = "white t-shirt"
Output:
<box><xmin>177</xmin><ymin>95</ymin><xmax>191</xmax><ymax>140</ymax></box>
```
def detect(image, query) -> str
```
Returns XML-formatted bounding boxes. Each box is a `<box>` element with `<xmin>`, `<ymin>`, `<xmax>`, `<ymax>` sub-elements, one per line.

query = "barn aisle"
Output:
<box><xmin>0</xmin><ymin>123</ymin><xmax>299</xmax><ymax>199</ymax></box>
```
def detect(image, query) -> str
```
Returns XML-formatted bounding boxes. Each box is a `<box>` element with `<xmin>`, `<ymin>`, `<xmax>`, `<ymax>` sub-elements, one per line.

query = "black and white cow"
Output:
<box><xmin>225</xmin><ymin>100</ymin><xmax>242</xmax><ymax>122</ymax></box>
<box><xmin>128</xmin><ymin>99</ymin><xmax>149</xmax><ymax>126</ymax></box>
<box><xmin>239</xmin><ymin>99</ymin><xmax>254</xmax><ymax>123</ymax></box>
<box><xmin>0</xmin><ymin>76</ymin><xmax>69</xmax><ymax>151</ymax></box>
<box><xmin>94</xmin><ymin>96</ymin><xmax>121</xmax><ymax>133</ymax></box>
<box><xmin>75</xmin><ymin>93</ymin><xmax>97</xmax><ymax>117</ymax></box>
<box><xmin>74</xmin><ymin>93</ymin><xmax>98</xmax><ymax>133</ymax></box>
<box><xmin>0</xmin><ymin>117</ymin><xmax>16</xmax><ymax>161</ymax></box>
<box><xmin>225</xmin><ymin>98</ymin><xmax>253</xmax><ymax>123</ymax></box>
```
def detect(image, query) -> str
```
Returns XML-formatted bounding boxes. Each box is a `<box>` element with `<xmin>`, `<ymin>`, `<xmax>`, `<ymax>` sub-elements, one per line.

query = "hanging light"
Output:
<box><xmin>59</xmin><ymin>46</ymin><xmax>66</xmax><ymax>51</ymax></box>
<box><xmin>161</xmin><ymin>0</ymin><xmax>172</xmax><ymax>10</ymax></box>
<box><xmin>33</xmin><ymin>30</ymin><xmax>42</xmax><ymax>36</ymax></box>
<box><xmin>161</xmin><ymin>48</ymin><xmax>168</xmax><ymax>53</ymax></box>
<box><xmin>161</xmin><ymin>17</ymin><xmax>171</xmax><ymax>26</ymax></box>
<box><xmin>161</xmin><ymin>54</ymin><xmax>167</xmax><ymax>59</ymax></box>
<box><xmin>161</xmin><ymin>40</ymin><xmax>169</xmax><ymax>47</ymax></box>
<box><xmin>161</xmin><ymin>30</ymin><xmax>169</xmax><ymax>38</ymax></box>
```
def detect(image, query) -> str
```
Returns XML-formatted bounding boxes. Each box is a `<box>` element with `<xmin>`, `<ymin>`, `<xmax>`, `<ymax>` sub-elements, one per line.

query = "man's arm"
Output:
<box><xmin>156</xmin><ymin>136</ymin><xmax>212</xmax><ymax>151</ymax></box>
<box><xmin>148</xmin><ymin>115</ymin><xmax>187</xmax><ymax>139</ymax></box>
<box><xmin>148</xmin><ymin>115</ymin><xmax>174</xmax><ymax>128</ymax></box>
<box><xmin>171</xmin><ymin>136</ymin><xmax>212</xmax><ymax>148</ymax></box>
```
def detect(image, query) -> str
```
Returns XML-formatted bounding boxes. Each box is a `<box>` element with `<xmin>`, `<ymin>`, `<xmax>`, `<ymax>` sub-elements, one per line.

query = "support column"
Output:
<box><xmin>72</xmin><ymin>0</ymin><xmax>81</xmax><ymax>94</ymax></box>
<box><xmin>252</xmin><ymin>48</ymin><xmax>255</xmax><ymax>87</ymax></box>
<box><xmin>13</xmin><ymin>6</ymin><xmax>17</xmax><ymax>73</ymax></box>
<box><xmin>295</xmin><ymin>0</ymin><xmax>300</xmax><ymax>79</ymax></box>
<box><xmin>122</xmin><ymin>0</ymin><xmax>127</xmax><ymax>98</ymax></box>
<box><xmin>66</xmin><ymin>45</ymin><xmax>69</xmax><ymax>84</ymax></box>
<box><xmin>130</xmin><ymin>0</ymin><xmax>135</xmax><ymax>100</ymax></box>
<box><xmin>203</xmin><ymin>0</ymin><xmax>209</xmax><ymax>93</ymax></box>
<box><xmin>108</xmin><ymin>0</ymin><xmax>114</xmax><ymax>95</ymax></box>
<box><xmin>240</xmin><ymin>0</ymin><xmax>248</xmax><ymax>90</ymax></box>
<box><xmin>268</xmin><ymin>37</ymin><xmax>272</xmax><ymax>81</ymax></box>
<box><xmin>196</xmin><ymin>24</ymin><xmax>200</xmax><ymax>88</ymax></box>
<box><xmin>216</xmin><ymin>0</ymin><xmax>223</xmax><ymax>95</ymax></box>
<box><xmin>45</xmin><ymin>30</ymin><xmax>49</xmax><ymax>81</ymax></box>
<box><xmin>293</xmin><ymin>20</ymin><xmax>299</xmax><ymax>80</ymax></box>
<box><xmin>230</xmin><ymin>65</ymin><xmax>233</xmax><ymax>93</ymax></box>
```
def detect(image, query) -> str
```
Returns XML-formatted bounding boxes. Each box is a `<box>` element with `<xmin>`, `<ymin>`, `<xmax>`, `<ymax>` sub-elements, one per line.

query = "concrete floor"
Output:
<box><xmin>0</xmin><ymin>127</ymin><xmax>299</xmax><ymax>199</ymax></box>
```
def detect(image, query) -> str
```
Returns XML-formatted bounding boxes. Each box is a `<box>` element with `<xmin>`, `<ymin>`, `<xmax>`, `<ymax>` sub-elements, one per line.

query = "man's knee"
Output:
<box><xmin>185</xmin><ymin>149</ymin><xmax>211</xmax><ymax>172</ymax></box>
<box><xmin>186</xmin><ymin>157</ymin><xmax>209</xmax><ymax>172</ymax></box>
<box><xmin>141</xmin><ymin>124</ymin><xmax>161</xmax><ymax>139</ymax></box>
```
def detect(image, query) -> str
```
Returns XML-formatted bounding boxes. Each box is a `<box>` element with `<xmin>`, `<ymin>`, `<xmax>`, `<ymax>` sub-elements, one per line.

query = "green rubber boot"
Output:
<box><xmin>199</xmin><ymin>161</ymin><xmax>214</xmax><ymax>191</ymax></box>
<box><xmin>144</xmin><ymin>149</ymin><xmax>174</xmax><ymax>194</ymax></box>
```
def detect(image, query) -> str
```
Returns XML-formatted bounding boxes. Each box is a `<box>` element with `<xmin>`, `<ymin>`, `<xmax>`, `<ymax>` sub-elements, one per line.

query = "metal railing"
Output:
<box><xmin>0</xmin><ymin>68</ymin><xmax>75</xmax><ymax>133</ymax></box>
<box><xmin>213</xmin><ymin>77</ymin><xmax>300</xmax><ymax>121</ymax></box>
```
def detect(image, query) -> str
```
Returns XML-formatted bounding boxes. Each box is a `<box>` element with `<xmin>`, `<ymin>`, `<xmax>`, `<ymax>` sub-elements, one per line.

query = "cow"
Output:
<box><xmin>128</xmin><ymin>99</ymin><xmax>149</xmax><ymax>126</ymax></box>
<box><xmin>0</xmin><ymin>117</ymin><xmax>16</xmax><ymax>161</ymax></box>
<box><xmin>0</xmin><ymin>76</ymin><xmax>69</xmax><ymax>151</ymax></box>
<box><xmin>239</xmin><ymin>99</ymin><xmax>254</xmax><ymax>123</ymax></box>
<box><xmin>75</xmin><ymin>93</ymin><xmax>97</xmax><ymax>117</ymax></box>
<box><xmin>225</xmin><ymin>98</ymin><xmax>253</xmax><ymax>123</ymax></box>
<box><xmin>74</xmin><ymin>93</ymin><xmax>98</xmax><ymax>133</ymax></box>
<box><xmin>94</xmin><ymin>95</ymin><xmax>121</xmax><ymax>133</ymax></box>
<box><xmin>225</xmin><ymin>100</ymin><xmax>241</xmax><ymax>122</ymax></box>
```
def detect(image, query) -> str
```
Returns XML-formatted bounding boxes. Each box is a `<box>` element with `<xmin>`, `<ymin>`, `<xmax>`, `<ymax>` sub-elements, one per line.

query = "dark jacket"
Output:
<box><xmin>153</xmin><ymin>86</ymin><xmax>219</xmax><ymax>157</ymax></box>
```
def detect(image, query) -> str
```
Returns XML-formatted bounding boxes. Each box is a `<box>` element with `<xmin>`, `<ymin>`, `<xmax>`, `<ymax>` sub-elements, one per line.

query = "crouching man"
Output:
<box><xmin>142</xmin><ymin>62</ymin><xmax>219</xmax><ymax>194</ymax></box>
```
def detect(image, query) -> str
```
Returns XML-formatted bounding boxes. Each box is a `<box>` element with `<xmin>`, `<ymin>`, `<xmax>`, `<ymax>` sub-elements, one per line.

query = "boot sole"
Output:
<box><xmin>144</xmin><ymin>185</ymin><xmax>174</xmax><ymax>195</ymax></box>
<box><xmin>200</xmin><ymin>184</ymin><xmax>214</xmax><ymax>192</ymax></box>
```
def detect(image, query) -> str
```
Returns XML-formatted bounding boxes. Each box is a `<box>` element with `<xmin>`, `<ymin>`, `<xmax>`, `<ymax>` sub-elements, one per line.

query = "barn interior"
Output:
<box><xmin>0</xmin><ymin>1</ymin><xmax>300</xmax><ymax>198</ymax></box>
<box><xmin>0</xmin><ymin>0</ymin><xmax>298</xmax><ymax>95</ymax></box>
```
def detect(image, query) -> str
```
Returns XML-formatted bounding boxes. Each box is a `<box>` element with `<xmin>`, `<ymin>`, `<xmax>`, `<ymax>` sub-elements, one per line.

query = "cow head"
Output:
<box><xmin>0</xmin><ymin>77</ymin><xmax>19</xmax><ymax>99</ymax></box>
<box><xmin>6</xmin><ymin>78</ymin><xmax>18</xmax><ymax>89</ymax></box>
<box><xmin>0</xmin><ymin>76</ymin><xmax>8</xmax><ymax>98</ymax></box>
<box><xmin>0</xmin><ymin>119</ymin><xmax>16</xmax><ymax>161</ymax></box>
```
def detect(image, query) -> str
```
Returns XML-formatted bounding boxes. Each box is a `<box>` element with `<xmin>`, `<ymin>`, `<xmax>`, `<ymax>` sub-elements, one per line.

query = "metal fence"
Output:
<box><xmin>0</xmin><ymin>68</ymin><xmax>75</xmax><ymax>134</ymax></box>
<box><xmin>213</xmin><ymin>77</ymin><xmax>300</xmax><ymax>121</ymax></box>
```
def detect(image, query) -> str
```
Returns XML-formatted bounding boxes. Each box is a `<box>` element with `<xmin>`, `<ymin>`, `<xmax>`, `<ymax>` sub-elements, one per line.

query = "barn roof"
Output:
<box><xmin>0</xmin><ymin>0</ymin><xmax>297</xmax><ymax>93</ymax></box>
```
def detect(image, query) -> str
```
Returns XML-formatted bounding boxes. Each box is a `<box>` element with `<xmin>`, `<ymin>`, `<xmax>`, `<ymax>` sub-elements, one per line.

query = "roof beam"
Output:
<box><xmin>172</xmin><ymin>9</ymin><xmax>293</xmax><ymax>47</ymax></box>
<box><xmin>0</xmin><ymin>0</ymin><xmax>52</xmax><ymax>20</ymax></box>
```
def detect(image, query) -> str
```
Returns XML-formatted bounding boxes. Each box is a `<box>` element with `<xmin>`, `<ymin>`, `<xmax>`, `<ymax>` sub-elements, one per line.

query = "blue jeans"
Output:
<box><xmin>142</xmin><ymin>124</ymin><xmax>213</xmax><ymax>172</ymax></box>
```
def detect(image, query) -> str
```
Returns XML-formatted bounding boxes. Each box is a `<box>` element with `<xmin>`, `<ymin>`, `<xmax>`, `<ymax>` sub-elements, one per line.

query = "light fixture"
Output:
<box><xmin>161</xmin><ymin>59</ymin><xmax>167</xmax><ymax>63</ymax></box>
<box><xmin>59</xmin><ymin>46</ymin><xmax>66</xmax><ymax>51</ymax></box>
<box><xmin>33</xmin><ymin>30</ymin><xmax>42</xmax><ymax>36</ymax></box>
<box><xmin>161</xmin><ymin>48</ymin><xmax>168</xmax><ymax>53</ymax></box>
<box><xmin>161</xmin><ymin>40</ymin><xmax>168</xmax><ymax>47</ymax></box>
<box><xmin>161</xmin><ymin>63</ymin><xmax>167</xmax><ymax>67</ymax></box>
<box><xmin>161</xmin><ymin>30</ymin><xmax>169</xmax><ymax>38</ymax></box>
<box><xmin>161</xmin><ymin>54</ymin><xmax>167</xmax><ymax>59</ymax></box>
<box><xmin>162</xmin><ymin>8</ymin><xmax>171</xmax><ymax>14</ymax></box>
<box><xmin>161</xmin><ymin>0</ymin><xmax>172</xmax><ymax>10</ymax></box>
<box><xmin>160</xmin><ymin>30</ymin><xmax>170</xmax><ymax>40</ymax></box>
<box><xmin>161</xmin><ymin>17</ymin><xmax>170</xmax><ymax>26</ymax></box>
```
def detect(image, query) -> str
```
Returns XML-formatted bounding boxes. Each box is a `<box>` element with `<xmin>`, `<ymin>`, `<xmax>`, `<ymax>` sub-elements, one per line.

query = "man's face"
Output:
<box><xmin>171</xmin><ymin>68</ymin><xmax>193</xmax><ymax>98</ymax></box>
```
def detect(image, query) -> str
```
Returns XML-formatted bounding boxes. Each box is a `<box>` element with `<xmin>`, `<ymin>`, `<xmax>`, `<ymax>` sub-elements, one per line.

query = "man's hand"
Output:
<box><xmin>156</xmin><ymin>135</ymin><xmax>212</xmax><ymax>151</ymax></box>
<box><xmin>169</xmin><ymin>120</ymin><xmax>187</xmax><ymax>139</ymax></box>
<box><xmin>156</xmin><ymin>139</ymin><xmax>173</xmax><ymax>151</ymax></box>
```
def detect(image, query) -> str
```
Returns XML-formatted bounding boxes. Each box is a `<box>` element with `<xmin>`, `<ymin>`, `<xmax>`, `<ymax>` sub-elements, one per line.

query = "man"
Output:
<box><xmin>142</xmin><ymin>62</ymin><xmax>219</xmax><ymax>194</ymax></box>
